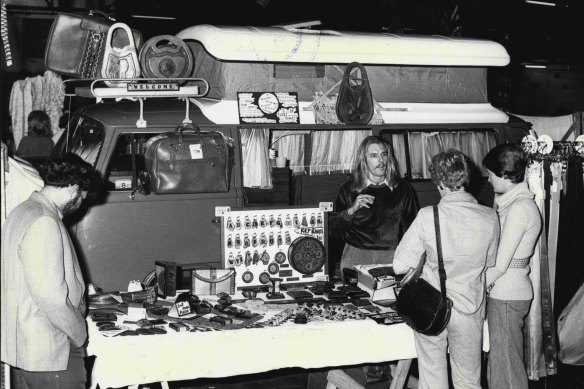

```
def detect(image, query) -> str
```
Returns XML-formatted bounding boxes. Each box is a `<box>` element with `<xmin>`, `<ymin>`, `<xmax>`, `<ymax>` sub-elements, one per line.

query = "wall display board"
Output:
<box><xmin>220</xmin><ymin>205</ymin><xmax>331</xmax><ymax>289</ymax></box>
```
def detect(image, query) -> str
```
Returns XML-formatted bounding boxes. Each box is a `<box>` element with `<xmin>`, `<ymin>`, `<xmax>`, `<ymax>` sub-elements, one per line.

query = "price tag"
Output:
<box><xmin>319</xmin><ymin>202</ymin><xmax>333</xmax><ymax>212</ymax></box>
<box><xmin>215</xmin><ymin>206</ymin><xmax>231</xmax><ymax>217</ymax></box>
<box><xmin>189</xmin><ymin>144</ymin><xmax>203</xmax><ymax>159</ymax></box>
<box><xmin>175</xmin><ymin>301</ymin><xmax>192</xmax><ymax>317</ymax></box>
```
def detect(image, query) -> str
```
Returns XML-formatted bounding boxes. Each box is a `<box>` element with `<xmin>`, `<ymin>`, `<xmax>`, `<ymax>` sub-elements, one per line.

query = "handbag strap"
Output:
<box><xmin>192</xmin><ymin>268</ymin><xmax>235</xmax><ymax>283</ymax></box>
<box><xmin>433</xmin><ymin>205</ymin><xmax>448</xmax><ymax>298</ymax></box>
<box><xmin>342</xmin><ymin>62</ymin><xmax>370</xmax><ymax>84</ymax></box>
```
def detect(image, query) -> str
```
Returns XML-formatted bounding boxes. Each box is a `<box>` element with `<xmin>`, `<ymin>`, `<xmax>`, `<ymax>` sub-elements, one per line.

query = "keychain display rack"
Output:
<box><xmin>221</xmin><ymin>206</ymin><xmax>330</xmax><ymax>290</ymax></box>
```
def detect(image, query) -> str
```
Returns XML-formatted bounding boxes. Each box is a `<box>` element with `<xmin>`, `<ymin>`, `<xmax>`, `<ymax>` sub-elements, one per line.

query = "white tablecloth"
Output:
<box><xmin>87</xmin><ymin>317</ymin><xmax>417</xmax><ymax>388</ymax></box>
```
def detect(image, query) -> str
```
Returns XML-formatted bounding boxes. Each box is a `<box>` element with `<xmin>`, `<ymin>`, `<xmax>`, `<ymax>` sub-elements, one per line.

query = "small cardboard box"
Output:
<box><xmin>353</xmin><ymin>264</ymin><xmax>398</xmax><ymax>291</ymax></box>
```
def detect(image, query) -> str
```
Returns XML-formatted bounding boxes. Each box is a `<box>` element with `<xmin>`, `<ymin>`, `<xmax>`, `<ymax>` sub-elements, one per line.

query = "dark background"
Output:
<box><xmin>2</xmin><ymin>0</ymin><xmax>584</xmax><ymax>120</ymax></box>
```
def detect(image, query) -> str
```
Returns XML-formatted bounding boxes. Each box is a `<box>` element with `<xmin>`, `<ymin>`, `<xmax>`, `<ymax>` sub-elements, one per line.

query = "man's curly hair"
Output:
<box><xmin>38</xmin><ymin>152</ymin><xmax>100</xmax><ymax>191</ymax></box>
<box><xmin>429</xmin><ymin>149</ymin><xmax>471</xmax><ymax>190</ymax></box>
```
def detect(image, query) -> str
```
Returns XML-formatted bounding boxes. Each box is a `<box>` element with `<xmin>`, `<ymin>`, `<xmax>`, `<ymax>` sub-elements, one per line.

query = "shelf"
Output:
<box><xmin>63</xmin><ymin>78</ymin><xmax>209</xmax><ymax>100</ymax></box>
<box><xmin>61</xmin><ymin>78</ymin><xmax>210</xmax><ymax>129</ymax></box>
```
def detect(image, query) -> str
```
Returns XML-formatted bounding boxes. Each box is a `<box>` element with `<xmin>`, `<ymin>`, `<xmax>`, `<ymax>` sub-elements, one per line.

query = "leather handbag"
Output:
<box><xmin>144</xmin><ymin>123</ymin><xmax>232</xmax><ymax>195</ymax></box>
<box><xmin>44</xmin><ymin>10</ymin><xmax>142</xmax><ymax>79</ymax></box>
<box><xmin>396</xmin><ymin>205</ymin><xmax>453</xmax><ymax>336</ymax></box>
<box><xmin>335</xmin><ymin>62</ymin><xmax>374</xmax><ymax>125</ymax></box>
<box><xmin>191</xmin><ymin>268</ymin><xmax>236</xmax><ymax>296</ymax></box>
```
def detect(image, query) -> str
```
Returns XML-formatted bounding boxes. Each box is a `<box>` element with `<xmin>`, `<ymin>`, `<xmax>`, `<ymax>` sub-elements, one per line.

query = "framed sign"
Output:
<box><xmin>237</xmin><ymin>92</ymin><xmax>299</xmax><ymax>124</ymax></box>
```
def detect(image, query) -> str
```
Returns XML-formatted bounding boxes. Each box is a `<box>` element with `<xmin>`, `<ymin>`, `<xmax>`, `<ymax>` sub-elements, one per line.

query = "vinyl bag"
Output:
<box><xmin>396</xmin><ymin>205</ymin><xmax>453</xmax><ymax>336</ymax></box>
<box><xmin>144</xmin><ymin>123</ymin><xmax>232</xmax><ymax>195</ymax></box>
<box><xmin>44</xmin><ymin>10</ymin><xmax>142</xmax><ymax>79</ymax></box>
<box><xmin>191</xmin><ymin>268</ymin><xmax>236</xmax><ymax>296</ymax></box>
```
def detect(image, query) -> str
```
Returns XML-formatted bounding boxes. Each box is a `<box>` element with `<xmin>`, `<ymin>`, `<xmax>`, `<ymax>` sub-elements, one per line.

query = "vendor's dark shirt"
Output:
<box><xmin>329</xmin><ymin>179</ymin><xmax>419</xmax><ymax>250</ymax></box>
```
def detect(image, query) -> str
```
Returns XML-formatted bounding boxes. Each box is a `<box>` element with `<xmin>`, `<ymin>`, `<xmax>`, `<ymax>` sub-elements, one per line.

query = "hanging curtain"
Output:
<box><xmin>310</xmin><ymin>130</ymin><xmax>342</xmax><ymax>174</ymax></box>
<box><xmin>309</xmin><ymin>130</ymin><xmax>370</xmax><ymax>175</ymax></box>
<box><xmin>240</xmin><ymin>128</ymin><xmax>271</xmax><ymax>188</ymax></box>
<box><xmin>461</xmin><ymin>131</ymin><xmax>497</xmax><ymax>174</ymax></box>
<box><xmin>274</xmin><ymin>133</ymin><xmax>305</xmax><ymax>175</ymax></box>
<box><xmin>424</xmin><ymin>132</ymin><xmax>445</xmax><ymax>178</ymax></box>
<box><xmin>390</xmin><ymin>134</ymin><xmax>407</xmax><ymax>178</ymax></box>
<box><xmin>408</xmin><ymin>132</ymin><xmax>425</xmax><ymax>179</ymax></box>
<box><xmin>338</xmin><ymin>130</ymin><xmax>370</xmax><ymax>172</ymax></box>
<box><xmin>407</xmin><ymin>131</ymin><xmax>497</xmax><ymax>179</ymax></box>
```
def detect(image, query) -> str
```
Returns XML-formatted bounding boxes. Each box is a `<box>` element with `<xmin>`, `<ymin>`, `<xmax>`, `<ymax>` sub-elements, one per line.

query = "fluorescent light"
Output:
<box><xmin>131</xmin><ymin>15</ymin><xmax>176</xmax><ymax>20</ymax></box>
<box><xmin>525</xmin><ymin>0</ymin><xmax>556</xmax><ymax>6</ymax></box>
<box><xmin>524</xmin><ymin>64</ymin><xmax>547</xmax><ymax>69</ymax></box>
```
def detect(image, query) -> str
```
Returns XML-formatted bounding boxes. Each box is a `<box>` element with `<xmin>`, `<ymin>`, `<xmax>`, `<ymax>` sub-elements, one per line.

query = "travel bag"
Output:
<box><xmin>144</xmin><ymin>122</ymin><xmax>232</xmax><ymax>194</ymax></box>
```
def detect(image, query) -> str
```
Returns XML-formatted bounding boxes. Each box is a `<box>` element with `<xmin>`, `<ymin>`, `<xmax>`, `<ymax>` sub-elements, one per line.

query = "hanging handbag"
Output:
<box><xmin>191</xmin><ymin>267</ymin><xmax>236</xmax><ymax>296</ymax></box>
<box><xmin>396</xmin><ymin>205</ymin><xmax>453</xmax><ymax>336</ymax></box>
<box><xmin>144</xmin><ymin>122</ymin><xmax>232</xmax><ymax>195</ymax></box>
<box><xmin>44</xmin><ymin>10</ymin><xmax>142</xmax><ymax>79</ymax></box>
<box><xmin>335</xmin><ymin>62</ymin><xmax>374</xmax><ymax>125</ymax></box>
<box><xmin>100</xmin><ymin>23</ymin><xmax>140</xmax><ymax>87</ymax></box>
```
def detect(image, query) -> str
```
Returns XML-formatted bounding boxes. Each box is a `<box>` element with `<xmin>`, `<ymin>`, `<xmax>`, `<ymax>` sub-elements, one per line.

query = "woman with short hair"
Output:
<box><xmin>393</xmin><ymin>149</ymin><xmax>500</xmax><ymax>389</ymax></box>
<box><xmin>483</xmin><ymin>143</ymin><xmax>542</xmax><ymax>389</ymax></box>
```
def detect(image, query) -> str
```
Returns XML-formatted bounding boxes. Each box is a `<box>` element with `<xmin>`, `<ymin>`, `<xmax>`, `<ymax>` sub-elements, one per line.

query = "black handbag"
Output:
<box><xmin>335</xmin><ymin>62</ymin><xmax>374</xmax><ymax>125</ymax></box>
<box><xmin>396</xmin><ymin>205</ymin><xmax>453</xmax><ymax>336</ymax></box>
<box><xmin>44</xmin><ymin>10</ymin><xmax>142</xmax><ymax>79</ymax></box>
<box><xmin>144</xmin><ymin>123</ymin><xmax>232</xmax><ymax>195</ymax></box>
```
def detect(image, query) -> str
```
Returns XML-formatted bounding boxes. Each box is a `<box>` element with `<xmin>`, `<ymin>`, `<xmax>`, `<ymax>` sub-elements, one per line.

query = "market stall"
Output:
<box><xmin>86</xmin><ymin>291</ymin><xmax>417</xmax><ymax>389</ymax></box>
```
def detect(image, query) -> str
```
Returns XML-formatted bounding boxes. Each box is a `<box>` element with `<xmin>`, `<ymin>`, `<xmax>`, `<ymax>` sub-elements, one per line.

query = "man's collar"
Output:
<box><xmin>366</xmin><ymin>178</ymin><xmax>390</xmax><ymax>187</ymax></box>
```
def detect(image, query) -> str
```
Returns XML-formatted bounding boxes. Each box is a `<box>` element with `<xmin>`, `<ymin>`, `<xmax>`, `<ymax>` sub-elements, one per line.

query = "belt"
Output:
<box><xmin>509</xmin><ymin>257</ymin><xmax>530</xmax><ymax>268</ymax></box>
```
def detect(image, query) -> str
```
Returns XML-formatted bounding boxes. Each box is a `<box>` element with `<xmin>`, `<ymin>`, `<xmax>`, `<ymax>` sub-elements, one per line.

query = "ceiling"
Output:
<box><xmin>110</xmin><ymin>0</ymin><xmax>583</xmax><ymax>66</ymax></box>
<box><xmin>5</xmin><ymin>0</ymin><xmax>583</xmax><ymax>65</ymax></box>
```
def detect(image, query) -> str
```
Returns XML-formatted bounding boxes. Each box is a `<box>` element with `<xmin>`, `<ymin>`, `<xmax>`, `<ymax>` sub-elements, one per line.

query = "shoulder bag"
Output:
<box><xmin>396</xmin><ymin>205</ymin><xmax>453</xmax><ymax>336</ymax></box>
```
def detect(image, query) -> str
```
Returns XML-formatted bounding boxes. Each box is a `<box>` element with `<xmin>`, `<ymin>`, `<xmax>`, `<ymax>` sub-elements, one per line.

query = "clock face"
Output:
<box><xmin>258</xmin><ymin>93</ymin><xmax>279</xmax><ymax>114</ymax></box>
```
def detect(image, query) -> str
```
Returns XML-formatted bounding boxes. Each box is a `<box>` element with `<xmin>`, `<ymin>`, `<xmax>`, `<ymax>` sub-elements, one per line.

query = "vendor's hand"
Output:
<box><xmin>347</xmin><ymin>194</ymin><xmax>375</xmax><ymax>215</ymax></box>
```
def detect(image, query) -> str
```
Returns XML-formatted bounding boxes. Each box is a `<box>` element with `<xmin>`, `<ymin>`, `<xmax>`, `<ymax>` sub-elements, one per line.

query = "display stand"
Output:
<box><xmin>219</xmin><ymin>203</ymin><xmax>333</xmax><ymax>289</ymax></box>
<box><xmin>62</xmin><ymin>78</ymin><xmax>209</xmax><ymax>128</ymax></box>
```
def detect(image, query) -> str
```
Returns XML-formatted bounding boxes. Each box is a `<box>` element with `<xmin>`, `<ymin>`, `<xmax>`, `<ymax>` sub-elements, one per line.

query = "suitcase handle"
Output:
<box><xmin>175</xmin><ymin>122</ymin><xmax>202</xmax><ymax>145</ymax></box>
<box><xmin>88</xmin><ymin>10</ymin><xmax>114</xmax><ymax>21</ymax></box>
